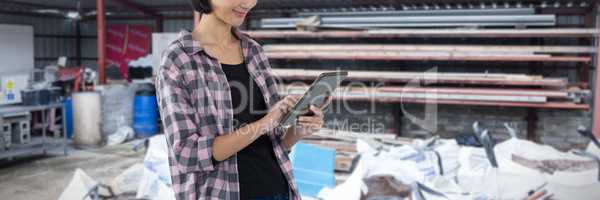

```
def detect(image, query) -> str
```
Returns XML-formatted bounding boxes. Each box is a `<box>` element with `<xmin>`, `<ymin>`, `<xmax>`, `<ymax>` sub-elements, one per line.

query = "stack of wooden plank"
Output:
<box><xmin>273</xmin><ymin>69</ymin><xmax>589</xmax><ymax>109</ymax></box>
<box><xmin>272</xmin><ymin>68</ymin><xmax>566</xmax><ymax>87</ymax></box>
<box><xmin>263</xmin><ymin>44</ymin><xmax>593</xmax><ymax>62</ymax></box>
<box><xmin>245</xmin><ymin>28</ymin><xmax>597</xmax><ymax>39</ymax></box>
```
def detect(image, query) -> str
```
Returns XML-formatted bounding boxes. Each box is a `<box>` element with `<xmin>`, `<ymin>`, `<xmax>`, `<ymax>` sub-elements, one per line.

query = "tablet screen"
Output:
<box><xmin>279</xmin><ymin>71</ymin><xmax>348</xmax><ymax>127</ymax></box>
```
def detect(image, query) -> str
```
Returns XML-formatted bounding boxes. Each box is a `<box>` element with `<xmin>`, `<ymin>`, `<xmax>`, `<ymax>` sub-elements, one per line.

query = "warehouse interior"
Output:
<box><xmin>0</xmin><ymin>0</ymin><xmax>600</xmax><ymax>199</ymax></box>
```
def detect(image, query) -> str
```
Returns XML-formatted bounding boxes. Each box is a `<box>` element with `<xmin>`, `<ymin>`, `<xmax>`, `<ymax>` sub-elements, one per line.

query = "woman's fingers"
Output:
<box><xmin>297</xmin><ymin>121</ymin><xmax>320</xmax><ymax>127</ymax></box>
<box><xmin>298</xmin><ymin>116</ymin><xmax>322</xmax><ymax>124</ymax></box>
<box><xmin>296</xmin><ymin>122</ymin><xmax>322</xmax><ymax>134</ymax></box>
<box><xmin>320</xmin><ymin>95</ymin><xmax>333</xmax><ymax>110</ymax></box>
<box><xmin>296</xmin><ymin>105</ymin><xmax>325</xmax><ymax>135</ymax></box>
<box><xmin>309</xmin><ymin>105</ymin><xmax>323</xmax><ymax>118</ymax></box>
<box><xmin>276</xmin><ymin>95</ymin><xmax>299</xmax><ymax>114</ymax></box>
<box><xmin>286</xmin><ymin>95</ymin><xmax>300</xmax><ymax>104</ymax></box>
<box><xmin>283</xmin><ymin>96</ymin><xmax>299</xmax><ymax>109</ymax></box>
<box><xmin>265</xmin><ymin>95</ymin><xmax>299</xmax><ymax>125</ymax></box>
<box><xmin>298</xmin><ymin>106</ymin><xmax>325</xmax><ymax>127</ymax></box>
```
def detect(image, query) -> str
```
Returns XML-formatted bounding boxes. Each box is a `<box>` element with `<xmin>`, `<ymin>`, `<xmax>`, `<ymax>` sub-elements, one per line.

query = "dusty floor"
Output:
<box><xmin>0</xmin><ymin>141</ymin><xmax>145</xmax><ymax>200</ymax></box>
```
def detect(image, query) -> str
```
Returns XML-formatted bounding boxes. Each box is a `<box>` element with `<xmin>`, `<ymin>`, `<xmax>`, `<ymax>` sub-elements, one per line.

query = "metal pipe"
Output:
<box><xmin>271</xmin><ymin>68</ymin><xmax>567</xmax><ymax>87</ymax></box>
<box><xmin>245</xmin><ymin>29</ymin><xmax>597</xmax><ymax>39</ymax></box>
<box><xmin>264</xmin><ymin>51</ymin><xmax>591</xmax><ymax>62</ymax></box>
<box><xmin>156</xmin><ymin>17</ymin><xmax>163</xmax><ymax>32</ymax></box>
<box><xmin>96</xmin><ymin>0</ymin><xmax>106</xmax><ymax>84</ymax></box>
<box><xmin>594</xmin><ymin>3</ymin><xmax>600</xmax><ymax>138</ymax></box>
<box><xmin>277</xmin><ymin>89</ymin><xmax>590</xmax><ymax>110</ymax></box>
<box><xmin>0</xmin><ymin>10</ymin><xmax>66</xmax><ymax>19</ymax></box>
<box><xmin>261</xmin><ymin>15</ymin><xmax>555</xmax><ymax>25</ymax></box>
<box><xmin>260</xmin><ymin>15</ymin><xmax>556</xmax><ymax>28</ymax></box>
<box><xmin>76</xmin><ymin>21</ymin><xmax>81</xmax><ymax>66</ymax></box>
<box><xmin>298</xmin><ymin>8</ymin><xmax>536</xmax><ymax>17</ymax></box>
<box><xmin>261</xmin><ymin>22</ymin><xmax>556</xmax><ymax>29</ymax></box>
<box><xmin>263</xmin><ymin>44</ymin><xmax>596</xmax><ymax>54</ymax></box>
<box><xmin>261</xmin><ymin>18</ymin><xmax>303</xmax><ymax>24</ymax></box>
<box><xmin>320</xmin><ymin>15</ymin><xmax>556</xmax><ymax>24</ymax></box>
<box><xmin>2</xmin><ymin>0</ymin><xmax>75</xmax><ymax>10</ymax></box>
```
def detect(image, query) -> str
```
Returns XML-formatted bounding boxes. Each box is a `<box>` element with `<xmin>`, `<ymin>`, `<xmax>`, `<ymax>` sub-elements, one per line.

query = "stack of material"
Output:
<box><xmin>263</xmin><ymin>44</ymin><xmax>593</xmax><ymax>62</ymax></box>
<box><xmin>274</xmin><ymin>69</ymin><xmax>589</xmax><ymax>109</ymax></box>
<box><xmin>260</xmin><ymin>8</ymin><xmax>557</xmax><ymax>29</ymax></box>
<box><xmin>97</xmin><ymin>84</ymin><xmax>136</xmax><ymax>139</ymax></box>
<box><xmin>246</xmin><ymin>28</ymin><xmax>597</xmax><ymax>39</ymax></box>
<box><xmin>272</xmin><ymin>68</ymin><xmax>566</xmax><ymax>87</ymax></box>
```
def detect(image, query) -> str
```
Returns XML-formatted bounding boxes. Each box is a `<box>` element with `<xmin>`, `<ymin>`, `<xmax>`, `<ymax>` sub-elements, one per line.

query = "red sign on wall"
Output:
<box><xmin>106</xmin><ymin>25</ymin><xmax>151</xmax><ymax>80</ymax></box>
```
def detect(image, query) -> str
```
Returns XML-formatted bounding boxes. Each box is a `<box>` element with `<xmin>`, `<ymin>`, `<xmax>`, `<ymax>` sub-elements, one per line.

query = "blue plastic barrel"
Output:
<box><xmin>133</xmin><ymin>91</ymin><xmax>158</xmax><ymax>138</ymax></box>
<box><xmin>64</xmin><ymin>97</ymin><xmax>73</xmax><ymax>139</ymax></box>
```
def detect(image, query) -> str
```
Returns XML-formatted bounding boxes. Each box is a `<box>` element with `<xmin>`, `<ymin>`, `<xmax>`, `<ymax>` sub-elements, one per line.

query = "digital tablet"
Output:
<box><xmin>279</xmin><ymin>71</ymin><xmax>348</xmax><ymax>127</ymax></box>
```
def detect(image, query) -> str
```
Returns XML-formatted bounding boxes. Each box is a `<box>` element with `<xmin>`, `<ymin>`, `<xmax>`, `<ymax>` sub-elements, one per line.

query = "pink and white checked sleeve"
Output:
<box><xmin>156</xmin><ymin>55</ymin><xmax>216</xmax><ymax>173</ymax></box>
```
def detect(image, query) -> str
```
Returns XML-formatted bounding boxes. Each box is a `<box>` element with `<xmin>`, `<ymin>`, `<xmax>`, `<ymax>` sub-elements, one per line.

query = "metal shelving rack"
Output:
<box><xmin>0</xmin><ymin>103</ymin><xmax>68</xmax><ymax>160</ymax></box>
<box><xmin>243</xmin><ymin>1</ymin><xmax>599</xmax><ymax>139</ymax></box>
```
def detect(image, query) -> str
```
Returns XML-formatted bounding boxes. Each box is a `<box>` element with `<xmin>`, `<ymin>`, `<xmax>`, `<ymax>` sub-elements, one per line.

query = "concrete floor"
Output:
<box><xmin>0</xmin><ymin>142</ymin><xmax>145</xmax><ymax>200</ymax></box>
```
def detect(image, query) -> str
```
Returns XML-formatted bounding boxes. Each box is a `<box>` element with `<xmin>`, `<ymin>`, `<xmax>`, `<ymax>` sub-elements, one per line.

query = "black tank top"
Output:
<box><xmin>220</xmin><ymin>62</ymin><xmax>289</xmax><ymax>199</ymax></box>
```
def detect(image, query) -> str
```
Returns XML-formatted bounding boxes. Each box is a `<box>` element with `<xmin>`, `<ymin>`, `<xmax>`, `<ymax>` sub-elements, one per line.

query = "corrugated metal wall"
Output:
<box><xmin>0</xmin><ymin>11</ymin><xmax>585</xmax><ymax>73</ymax></box>
<box><xmin>163</xmin><ymin>19</ymin><xmax>193</xmax><ymax>32</ymax></box>
<box><xmin>0</xmin><ymin>12</ymin><xmax>193</xmax><ymax>69</ymax></box>
<box><xmin>78</xmin><ymin>17</ymin><xmax>193</xmax><ymax>68</ymax></box>
<box><xmin>0</xmin><ymin>14</ymin><xmax>78</xmax><ymax>68</ymax></box>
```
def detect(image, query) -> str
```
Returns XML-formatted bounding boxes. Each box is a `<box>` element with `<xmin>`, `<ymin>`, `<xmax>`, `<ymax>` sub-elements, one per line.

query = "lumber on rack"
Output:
<box><xmin>278</xmin><ymin>85</ymin><xmax>588</xmax><ymax>110</ymax></box>
<box><xmin>263</xmin><ymin>44</ymin><xmax>596</xmax><ymax>54</ymax></box>
<box><xmin>377</xmin><ymin>87</ymin><xmax>569</xmax><ymax>98</ymax></box>
<box><xmin>281</xmin><ymin>85</ymin><xmax>562</xmax><ymax>103</ymax></box>
<box><xmin>265</xmin><ymin>51</ymin><xmax>591</xmax><ymax>63</ymax></box>
<box><xmin>272</xmin><ymin>68</ymin><xmax>567</xmax><ymax>87</ymax></box>
<box><xmin>245</xmin><ymin>28</ymin><xmax>597</xmax><ymax>39</ymax></box>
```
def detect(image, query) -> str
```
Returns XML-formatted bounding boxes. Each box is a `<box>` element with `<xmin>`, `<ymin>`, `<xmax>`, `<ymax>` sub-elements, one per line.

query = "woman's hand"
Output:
<box><xmin>259</xmin><ymin>95</ymin><xmax>300</xmax><ymax>132</ymax></box>
<box><xmin>293</xmin><ymin>95</ymin><xmax>333</xmax><ymax>137</ymax></box>
<box><xmin>280</xmin><ymin>95</ymin><xmax>333</xmax><ymax>150</ymax></box>
<box><xmin>213</xmin><ymin>95</ymin><xmax>299</xmax><ymax>161</ymax></box>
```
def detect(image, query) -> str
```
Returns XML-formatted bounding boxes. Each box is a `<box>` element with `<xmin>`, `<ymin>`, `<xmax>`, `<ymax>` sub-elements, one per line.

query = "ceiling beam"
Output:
<box><xmin>147</xmin><ymin>0</ymin><xmax>593</xmax><ymax>12</ymax></box>
<box><xmin>110</xmin><ymin>0</ymin><xmax>161</xmax><ymax>18</ymax></box>
<box><xmin>1</xmin><ymin>0</ymin><xmax>75</xmax><ymax>11</ymax></box>
<box><xmin>0</xmin><ymin>9</ymin><xmax>67</xmax><ymax>19</ymax></box>
<box><xmin>539</xmin><ymin>7</ymin><xmax>593</xmax><ymax>15</ymax></box>
<box><xmin>148</xmin><ymin>4</ymin><xmax>188</xmax><ymax>11</ymax></box>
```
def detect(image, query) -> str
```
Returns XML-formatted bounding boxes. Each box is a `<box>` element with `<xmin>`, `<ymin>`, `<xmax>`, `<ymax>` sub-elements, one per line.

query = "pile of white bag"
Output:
<box><xmin>59</xmin><ymin>135</ymin><xmax>176</xmax><ymax>200</ymax></box>
<box><xmin>136</xmin><ymin>135</ymin><xmax>175</xmax><ymax>200</ymax></box>
<box><xmin>319</xmin><ymin>131</ymin><xmax>600</xmax><ymax>200</ymax></box>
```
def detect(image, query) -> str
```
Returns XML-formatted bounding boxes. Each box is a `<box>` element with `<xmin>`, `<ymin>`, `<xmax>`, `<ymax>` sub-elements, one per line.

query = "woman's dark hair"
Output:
<box><xmin>189</xmin><ymin>0</ymin><xmax>212</xmax><ymax>14</ymax></box>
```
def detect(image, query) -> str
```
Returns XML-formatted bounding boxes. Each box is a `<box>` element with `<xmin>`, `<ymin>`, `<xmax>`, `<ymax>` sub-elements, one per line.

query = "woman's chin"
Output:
<box><xmin>223</xmin><ymin>15</ymin><xmax>245</xmax><ymax>27</ymax></box>
<box><xmin>229</xmin><ymin>20</ymin><xmax>244</xmax><ymax>27</ymax></box>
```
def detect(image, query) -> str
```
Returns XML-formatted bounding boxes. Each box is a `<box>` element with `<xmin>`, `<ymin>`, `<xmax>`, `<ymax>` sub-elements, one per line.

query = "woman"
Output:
<box><xmin>156</xmin><ymin>0</ymin><xmax>331</xmax><ymax>199</ymax></box>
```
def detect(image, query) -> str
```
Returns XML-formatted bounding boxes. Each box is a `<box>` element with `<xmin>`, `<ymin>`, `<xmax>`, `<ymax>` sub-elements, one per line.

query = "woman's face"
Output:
<box><xmin>210</xmin><ymin>0</ymin><xmax>257</xmax><ymax>27</ymax></box>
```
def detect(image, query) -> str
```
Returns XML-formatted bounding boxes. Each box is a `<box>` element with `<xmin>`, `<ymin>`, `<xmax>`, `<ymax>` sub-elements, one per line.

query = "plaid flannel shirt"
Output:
<box><xmin>156</xmin><ymin>28</ymin><xmax>300</xmax><ymax>200</ymax></box>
